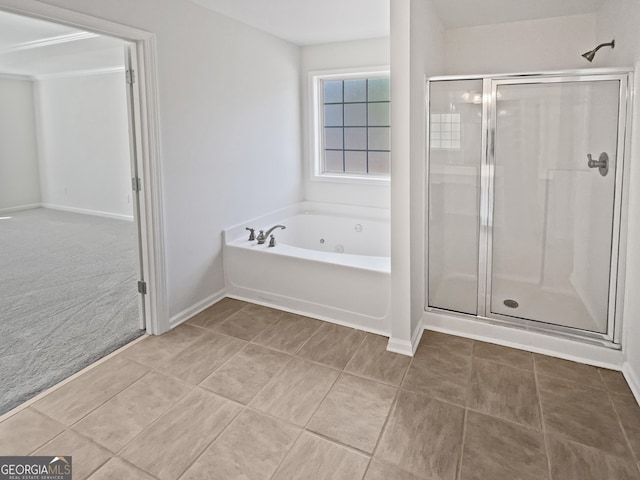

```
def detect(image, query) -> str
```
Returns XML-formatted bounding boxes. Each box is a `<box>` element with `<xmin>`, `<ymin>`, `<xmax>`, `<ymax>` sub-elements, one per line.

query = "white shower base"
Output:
<box><xmin>430</xmin><ymin>274</ymin><xmax>601</xmax><ymax>333</ymax></box>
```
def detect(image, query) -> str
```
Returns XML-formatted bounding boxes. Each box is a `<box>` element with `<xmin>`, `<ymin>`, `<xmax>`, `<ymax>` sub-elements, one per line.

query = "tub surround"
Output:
<box><xmin>224</xmin><ymin>202</ymin><xmax>391</xmax><ymax>335</ymax></box>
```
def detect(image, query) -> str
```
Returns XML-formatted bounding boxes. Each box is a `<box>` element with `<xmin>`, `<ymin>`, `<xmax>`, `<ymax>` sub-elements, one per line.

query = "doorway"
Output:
<box><xmin>0</xmin><ymin>6</ymin><xmax>162</xmax><ymax>415</ymax></box>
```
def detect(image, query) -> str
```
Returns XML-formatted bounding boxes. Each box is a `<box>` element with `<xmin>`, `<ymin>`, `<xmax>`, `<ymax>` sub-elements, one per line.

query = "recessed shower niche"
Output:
<box><xmin>426</xmin><ymin>69</ymin><xmax>632</xmax><ymax>346</ymax></box>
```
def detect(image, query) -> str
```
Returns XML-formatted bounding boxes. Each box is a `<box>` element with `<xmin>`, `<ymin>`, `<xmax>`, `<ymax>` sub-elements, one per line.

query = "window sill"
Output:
<box><xmin>311</xmin><ymin>173</ymin><xmax>390</xmax><ymax>186</ymax></box>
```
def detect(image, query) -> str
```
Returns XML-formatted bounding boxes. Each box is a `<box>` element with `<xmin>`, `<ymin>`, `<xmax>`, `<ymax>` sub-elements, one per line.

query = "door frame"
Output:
<box><xmin>425</xmin><ymin>68</ymin><xmax>633</xmax><ymax>348</ymax></box>
<box><xmin>0</xmin><ymin>0</ymin><xmax>168</xmax><ymax>334</ymax></box>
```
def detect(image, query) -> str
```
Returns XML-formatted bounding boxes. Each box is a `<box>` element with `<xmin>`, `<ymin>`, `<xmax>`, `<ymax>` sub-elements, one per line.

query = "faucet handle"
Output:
<box><xmin>268</xmin><ymin>235</ymin><xmax>276</xmax><ymax>247</ymax></box>
<box><xmin>245</xmin><ymin>227</ymin><xmax>255</xmax><ymax>241</ymax></box>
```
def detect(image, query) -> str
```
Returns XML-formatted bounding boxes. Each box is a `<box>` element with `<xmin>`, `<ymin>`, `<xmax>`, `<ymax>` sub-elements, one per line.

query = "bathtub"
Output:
<box><xmin>223</xmin><ymin>202</ymin><xmax>391</xmax><ymax>333</ymax></box>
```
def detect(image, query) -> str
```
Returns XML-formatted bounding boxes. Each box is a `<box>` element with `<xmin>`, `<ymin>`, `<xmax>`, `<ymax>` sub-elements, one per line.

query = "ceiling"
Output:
<box><xmin>192</xmin><ymin>0</ymin><xmax>606</xmax><ymax>46</ymax></box>
<box><xmin>0</xmin><ymin>10</ymin><xmax>126</xmax><ymax>76</ymax></box>
<box><xmin>192</xmin><ymin>0</ymin><xmax>390</xmax><ymax>46</ymax></box>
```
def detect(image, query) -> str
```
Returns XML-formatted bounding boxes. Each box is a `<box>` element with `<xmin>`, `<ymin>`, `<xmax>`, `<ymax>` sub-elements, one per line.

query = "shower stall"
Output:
<box><xmin>426</xmin><ymin>69</ymin><xmax>632</xmax><ymax>346</ymax></box>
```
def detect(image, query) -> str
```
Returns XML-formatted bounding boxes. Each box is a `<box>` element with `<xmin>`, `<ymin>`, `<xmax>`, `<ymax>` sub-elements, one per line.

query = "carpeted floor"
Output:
<box><xmin>0</xmin><ymin>208</ymin><xmax>143</xmax><ymax>415</ymax></box>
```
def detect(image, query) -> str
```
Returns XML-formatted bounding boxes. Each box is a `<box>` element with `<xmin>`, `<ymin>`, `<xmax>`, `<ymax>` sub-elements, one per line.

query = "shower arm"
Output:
<box><xmin>582</xmin><ymin>40</ymin><xmax>615</xmax><ymax>62</ymax></box>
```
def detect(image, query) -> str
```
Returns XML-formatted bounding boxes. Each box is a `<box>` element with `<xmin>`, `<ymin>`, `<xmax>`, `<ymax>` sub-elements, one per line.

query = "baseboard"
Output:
<box><xmin>169</xmin><ymin>289</ymin><xmax>227</xmax><ymax>329</ymax></box>
<box><xmin>410</xmin><ymin>319</ymin><xmax>424</xmax><ymax>354</ymax></box>
<box><xmin>386</xmin><ymin>319</ymin><xmax>424</xmax><ymax>357</ymax></box>
<box><xmin>386</xmin><ymin>337</ymin><xmax>414</xmax><ymax>356</ymax></box>
<box><xmin>0</xmin><ymin>203</ymin><xmax>42</xmax><ymax>214</ymax></box>
<box><xmin>423</xmin><ymin>310</ymin><xmax>624</xmax><ymax>369</ymax></box>
<box><xmin>42</xmin><ymin>203</ymin><xmax>134</xmax><ymax>222</ymax></box>
<box><xmin>226</xmin><ymin>293</ymin><xmax>390</xmax><ymax>337</ymax></box>
<box><xmin>622</xmin><ymin>362</ymin><xmax>640</xmax><ymax>405</ymax></box>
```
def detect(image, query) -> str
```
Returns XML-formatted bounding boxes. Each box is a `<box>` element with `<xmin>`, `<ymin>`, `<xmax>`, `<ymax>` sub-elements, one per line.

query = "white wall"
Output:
<box><xmin>388</xmin><ymin>0</ymin><xmax>444</xmax><ymax>353</ymax></box>
<box><xmin>35</xmin><ymin>71</ymin><xmax>133</xmax><ymax>219</ymax></box>
<box><xmin>444</xmin><ymin>14</ymin><xmax>597</xmax><ymax>75</ymax></box>
<box><xmin>300</xmin><ymin>37</ymin><xmax>390</xmax><ymax>209</ymax></box>
<box><xmin>409</xmin><ymin>0</ymin><xmax>444</xmax><ymax>337</ymax></box>
<box><xmin>596</xmin><ymin>0</ymin><xmax>640</xmax><ymax>395</ymax></box>
<box><xmin>0</xmin><ymin>75</ymin><xmax>40</xmax><ymax>211</ymax></box>
<box><xmin>31</xmin><ymin>0</ymin><xmax>303</xmax><ymax>320</ymax></box>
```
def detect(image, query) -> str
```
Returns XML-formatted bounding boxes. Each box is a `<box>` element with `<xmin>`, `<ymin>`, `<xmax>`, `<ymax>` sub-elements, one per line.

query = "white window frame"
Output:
<box><xmin>309</xmin><ymin>66</ymin><xmax>391</xmax><ymax>185</ymax></box>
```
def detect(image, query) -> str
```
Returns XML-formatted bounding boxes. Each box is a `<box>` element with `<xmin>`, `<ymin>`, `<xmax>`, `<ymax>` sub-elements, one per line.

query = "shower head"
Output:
<box><xmin>582</xmin><ymin>39</ymin><xmax>615</xmax><ymax>62</ymax></box>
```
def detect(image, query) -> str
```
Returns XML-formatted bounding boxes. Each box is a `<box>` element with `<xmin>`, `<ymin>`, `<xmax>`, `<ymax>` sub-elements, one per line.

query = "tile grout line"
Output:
<box><xmin>250</xmin><ymin>315</ymin><xmax>324</xmax><ymax>357</ymax></box>
<box><xmin>456</xmin><ymin>339</ymin><xmax>477</xmax><ymax>480</ymax></box>
<box><xmin>246</xmin><ymin>355</ymin><xmax>298</xmax><ymax>410</ymax></box>
<box><xmin>533</xmin><ymin>356</ymin><xmax>554</xmax><ymax>480</ymax></box>
<box><xmin>26</xmin><ymin>422</ymin><xmax>68</xmax><ymax>456</ymax></box>
<box><xmin>366</xmin><ymin>345</ymin><xmax>421</xmax><ymax>478</ymax></box>
<box><xmin>194</xmin><ymin>339</ymin><xmax>260</xmax><ymax>387</ymax></box>
<box><xmin>397</xmin><ymin>342</ymin><xmax>471</xmax><ymax>413</ymax></box>
<box><xmin>603</xmin><ymin>367</ymin><xmax>640</xmax><ymax>467</ymax></box>
<box><xmin>455</xmin><ymin>409</ymin><xmax>469</xmax><ymax>480</ymax></box>
<box><xmin>54</xmin><ymin>428</ymin><xmax>115</xmax><ymax>478</ymax></box>
<box><xmin>267</xmin><ymin>425</ymin><xmax>306</xmax><ymax>480</ymax></box>
<box><xmin>171</xmin><ymin>397</ymin><xmax>246</xmax><ymax>480</ymax></box>
<box><xmin>301</xmin><ymin>368</ymin><xmax>344</xmax><ymax>431</ymax></box>
<box><xmin>112</xmin><ymin>383</ymin><xmax>199</xmax><ymax>458</ymax></box>
<box><xmin>303</xmin><ymin>429</ymin><xmax>375</xmax><ymax>458</ymax></box>
<box><xmin>256</xmin><ymin>324</ymin><xmax>346</xmax><ymax>480</ymax></box>
<box><xmin>30</xmin><ymin>366</ymin><xmax>148</xmax><ymax>434</ymax></box>
<box><xmin>292</xmin><ymin>325</ymin><xmax>369</xmax><ymax>370</ymax></box>
<box><xmin>67</xmin><ymin>368</ymin><xmax>187</xmax><ymax>431</ymax></box>
<box><xmin>296</xmin><ymin>335</ymin><xmax>371</xmax><ymax>480</ymax></box>
<box><xmin>105</xmin><ymin>456</ymin><xmax>162</xmax><ymax>480</ymax></box>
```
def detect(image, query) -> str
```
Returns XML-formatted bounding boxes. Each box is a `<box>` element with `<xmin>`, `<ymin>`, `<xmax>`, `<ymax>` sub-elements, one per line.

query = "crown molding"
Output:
<box><xmin>33</xmin><ymin>65</ymin><xmax>125</xmax><ymax>80</ymax></box>
<box><xmin>0</xmin><ymin>31</ymin><xmax>99</xmax><ymax>55</ymax></box>
<box><xmin>0</xmin><ymin>71</ymin><xmax>34</xmax><ymax>81</ymax></box>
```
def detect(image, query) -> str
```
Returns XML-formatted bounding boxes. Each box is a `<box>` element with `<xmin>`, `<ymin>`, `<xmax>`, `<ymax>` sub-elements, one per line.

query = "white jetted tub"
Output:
<box><xmin>223</xmin><ymin>202</ymin><xmax>391</xmax><ymax>333</ymax></box>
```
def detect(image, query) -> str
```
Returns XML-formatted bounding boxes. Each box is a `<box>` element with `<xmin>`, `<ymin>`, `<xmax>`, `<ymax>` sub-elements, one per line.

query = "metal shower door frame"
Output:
<box><xmin>425</xmin><ymin>68</ymin><xmax>632</xmax><ymax>348</ymax></box>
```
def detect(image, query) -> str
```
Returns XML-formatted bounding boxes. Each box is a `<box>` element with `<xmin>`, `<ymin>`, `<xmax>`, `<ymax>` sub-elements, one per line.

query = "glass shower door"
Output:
<box><xmin>427</xmin><ymin>79</ymin><xmax>483</xmax><ymax>315</ymax></box>
<box><xmin>488</xmin><ymin>78</ymin><xmax>622</xmax><ymax>334</ymax></box>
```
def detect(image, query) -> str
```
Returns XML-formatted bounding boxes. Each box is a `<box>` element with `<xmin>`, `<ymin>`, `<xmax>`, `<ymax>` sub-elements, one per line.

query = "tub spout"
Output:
<box><xmin>257</xmin><ymin>225</ymin><xmax>286</xmax><ymax>244</ymax></box>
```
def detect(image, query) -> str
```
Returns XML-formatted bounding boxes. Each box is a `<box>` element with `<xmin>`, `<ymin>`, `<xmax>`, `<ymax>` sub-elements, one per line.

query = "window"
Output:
<box><xmin>430</xmin><ymin>113</ymin><xmax>461</xmax><ymax>150</ymax></box>
<box><xmin>312</xmin><ymin>70</ymin><xmax>390</xmax><ymax>181</ymax></box>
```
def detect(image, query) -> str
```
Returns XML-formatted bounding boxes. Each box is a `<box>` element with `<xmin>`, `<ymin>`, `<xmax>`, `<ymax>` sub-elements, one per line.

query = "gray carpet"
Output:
<box><xmin>0</xmin><ymin>208</ymin><xmax>143</xmax><ymax>415</ymax></box>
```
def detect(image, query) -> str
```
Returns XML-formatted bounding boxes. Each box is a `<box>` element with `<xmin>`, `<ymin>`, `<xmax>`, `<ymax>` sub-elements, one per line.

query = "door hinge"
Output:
<box><xmin>126</xmin><ymin>69</ymin><xmax>136</xmax><ymax>85</ymax></box>
<box><xmin>137</xmin><ymin>281</ymin><xmax>147</xmax><ymax>295</ymax></box>
<box><xmin>131</xmin><ymin>177</ymin><xmax>142</xmax><ymax>192</ymax></box>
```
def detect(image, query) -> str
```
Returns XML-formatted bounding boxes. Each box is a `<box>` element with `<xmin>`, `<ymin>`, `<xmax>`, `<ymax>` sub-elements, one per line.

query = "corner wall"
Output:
<box><xmin>0</xmin><ymin>75</ymin><xmax>40</xmax><ymax>211</ymax></box>
<box><xmin>389</xmin><ymin>0</ymin><xmax>444</xmax><ymax>354</ymax></box>
<box><xmin>35</xmin><ymin>71</ymin><xmax>133</xmax><ymax>220</ymax></box>
<box><xmin>596</xmin><ymin>0</ymin><xmax>640</xmax><ymax>397</ymax></box>
<box><xmin>409</xmin><ymin>0</ymin><xmax>444</xmax><ymax>339</ymax></box>
<box><xmin>300</xmin><ymin>37</ymin><xmax>390</xmax><ymax>209</ymax></box>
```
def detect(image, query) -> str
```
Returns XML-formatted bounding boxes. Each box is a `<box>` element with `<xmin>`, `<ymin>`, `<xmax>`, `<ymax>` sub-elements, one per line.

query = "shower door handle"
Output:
<box><xmin>587</xmin><ymin>152</ymin><xmax>609</xmax><ymax>177</ymax></box>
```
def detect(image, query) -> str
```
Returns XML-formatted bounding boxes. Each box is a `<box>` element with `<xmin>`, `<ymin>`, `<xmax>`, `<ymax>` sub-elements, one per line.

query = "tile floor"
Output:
<box><xmin>2</xmin><ymin>298</ymin><xmax>640</xmax><ymax>479</ymax></box>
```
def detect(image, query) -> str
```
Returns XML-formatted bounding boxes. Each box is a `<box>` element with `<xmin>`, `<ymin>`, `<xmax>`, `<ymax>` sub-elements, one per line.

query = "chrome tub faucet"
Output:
<box><xmin>256</xmin><ymin>225</ymin><xmax>286</xmax><ymax>245</ymax></box>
